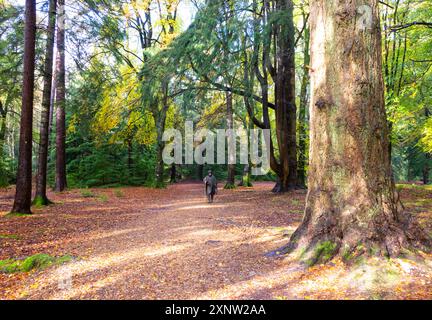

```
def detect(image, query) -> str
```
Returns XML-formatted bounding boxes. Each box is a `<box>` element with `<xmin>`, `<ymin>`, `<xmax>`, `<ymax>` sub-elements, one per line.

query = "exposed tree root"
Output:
<box><xmin>267</xmin><ymin>210</ymin><xmax>432</xmax><ymax>266</ymax></box>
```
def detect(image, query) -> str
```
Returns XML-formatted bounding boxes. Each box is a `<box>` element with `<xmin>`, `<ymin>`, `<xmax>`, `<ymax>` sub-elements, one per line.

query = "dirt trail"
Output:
<box><xmin>1</xmin><ymin>182</ymin><xmax>432</xmax><ymax>300</ymax></box>
<box><xmin>0</xmin><ymin>183</ymin><xmax>304</xmax><ymax>299</ymax></box>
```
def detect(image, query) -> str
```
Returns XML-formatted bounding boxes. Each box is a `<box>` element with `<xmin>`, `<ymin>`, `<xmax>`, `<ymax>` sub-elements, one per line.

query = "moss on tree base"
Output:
<box><xmin>5</xmin><ymin>212</ymin><xmax>33</xmax><ymax>218</ymax></box>
<box><xmin>32</xmin><ymin>195</ymin><xmax>54</xmax><ymax>207</ymax></box>
<box><xmin>224</xmin><ymin>183</ymin><xmax>237</xmax><ymax>190</ymax></box>
<box><xmin>267</xmin><ymin>215</ymin><xmax>432</xmax><ymax>267</ymax></box>
<box><xmin>0</xmin><ymin>254</ymin><xmax>73</xmax><ymax>274</ymax></box>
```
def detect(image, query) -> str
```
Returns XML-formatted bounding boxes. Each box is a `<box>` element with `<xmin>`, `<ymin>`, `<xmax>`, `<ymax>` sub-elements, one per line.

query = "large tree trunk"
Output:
<box><xmin>11</xmin><ymin>0</ymin><xmax>37</xmax><ymax>215</ymax></box>
<box><xmin>34</xmin><ymin>0</ymin><xmax>57</xmax><ymax>205</ymax></box>
<box><xmin>270</xmin><ymin>0</ymin><xmax>430</xmax><ymax>264</ymax></box>
<box><xmin>272</xmin><ymin>0</ymin><xmax>298</xmax><ymax>192</ymax></box>
<box><xmin>55</xmin><ymin>0</ymin><xmax>67</xmax><ymax>192</ymax></box>
<box><xmin>225</xmin><ymin>91</ymin><xmax>236</xmax><ymax>189</ymax></box>
<box><xmin>297</xmin><ymin>24</ymin><xmax>310</xmax><ymax>189</ymax></box>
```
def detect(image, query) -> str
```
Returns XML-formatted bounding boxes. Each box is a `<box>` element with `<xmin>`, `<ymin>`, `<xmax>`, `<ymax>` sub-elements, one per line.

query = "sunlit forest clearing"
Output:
<box><xmin>1</xmin><ymin>0</ymin><xmax>432</xmax><ymax>300</ymax></box>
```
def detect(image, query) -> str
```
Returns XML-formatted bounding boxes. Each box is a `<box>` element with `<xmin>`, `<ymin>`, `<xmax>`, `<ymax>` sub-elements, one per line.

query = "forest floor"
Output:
<box><xmin>1</xmin><ymin>182</ymin><xmax>432</xmax><ymax>300</ymax></box>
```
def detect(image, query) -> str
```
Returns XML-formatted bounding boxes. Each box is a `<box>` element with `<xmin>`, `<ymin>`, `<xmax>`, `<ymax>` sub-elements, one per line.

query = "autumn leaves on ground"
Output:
<box><xmin>0</xmin><ymin>182</ymin><xmax>431</xmax><ymax>300</ymax></box>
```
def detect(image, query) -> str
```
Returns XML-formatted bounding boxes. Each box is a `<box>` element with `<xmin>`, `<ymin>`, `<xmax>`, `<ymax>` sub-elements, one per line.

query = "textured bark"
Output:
<box><xmin>270</xmin><ymin>0</ymin><xmax>431</xmax><ymax>263</ymax></box>
<box><xmin>297</xmin><ymin>25</ymin><xmax>310</xmax><ymax>188</ymax></box>
<box><xmin>11</xmin><ymin>0</ymin><xmax>37</xmax><ymax>214</ymax></box>
<box><xmin>34</xmin><ymin>0</ymin><xmax>57</xmax><ymax>205</ymax></box>
<box><xmin>55</xmin><ymin>0</ymin><xmax>67</xmax><ymax>192</ymax></box>
<box><xmin>272</xmin><ymin>0</ymin><xmax>298</xmax><ymax>192</ymax></box>
<box><xmin>225</xmin><ymin>91</ymin><xmax>236</xmax><ymax>189</ymax></box>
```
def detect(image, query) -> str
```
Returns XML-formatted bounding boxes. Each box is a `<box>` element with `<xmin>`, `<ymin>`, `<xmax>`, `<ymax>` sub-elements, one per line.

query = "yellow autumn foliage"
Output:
<box><xmin>94</xmin><ymin>64</ymin><xmax>157</xmax><ymax>146</ymax></box>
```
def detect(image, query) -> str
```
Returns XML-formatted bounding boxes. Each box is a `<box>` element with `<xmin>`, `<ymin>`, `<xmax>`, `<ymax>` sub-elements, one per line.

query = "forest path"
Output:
<box><xmin>1</xmin><ymin>183</ymin><xmax>432</xmax><ymax>300</ymax></box>
<box><xmin>0</xmin><ymin>182</ymin><xmax>306</xmax><ymax>299</ymax></box>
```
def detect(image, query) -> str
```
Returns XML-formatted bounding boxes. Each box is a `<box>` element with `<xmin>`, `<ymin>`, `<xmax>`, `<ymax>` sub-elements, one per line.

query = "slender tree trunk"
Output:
<box><xmin>155</xmin><ymin>122</ymin><xmax>165</xmax><ymax>188</ymax></box>
<box><xmin>225</xmin><ymin>91</ymin><xmax>236</xmax><ymax>189</ymax></box>
<box><xmin>424</xmin><ymin>153</ymin><xmax>431</xmax><ymax>185</ymax></box>
<box><xmin>127</xmin><ymin>139</ymin><xmax>133</xmax><ymax>172</ymax></box>
<box><xmin>55</xmin><ymin>0</ymin><xmax>67</xmax><ymax>192</ymax></box>
<box><xmin>48</xmin><ymin>69</ymin><xmax>56</xmax><ymax>143</ymax></box>
<box><xmin>0</xmin><ymin>103</ymin><xmax>6</xmax><ymax>155</ymax></box>
<box><xmin>270</xmin><ymin>0</ymin><xmax>430</xmax><ymax>263</ymax></box>
<box><xmin>155</xmin><ymin>139</ymin><xmax>164</xmax><ymax>187</ymax></box>
<box><xmin>34</xmin><ymin>0</ymin><xmax>57</xmax><ymax>205</ymax></box>
<box><xmin>424</xmin><ymin>107</ymin><xmax>431</xmax><ymax>185</ymax></box>
<box><xmin>239</xmin><ymin>165</ymin><xmax>252</xmax><ymax>187</ymax></box>
<box><xmin>297</xmin><ymin>24</ymin><xmax>310</xmax><ymax>188</ymax></box>
<box><xmin>11</xmin><ymin>0</ymin><xmax>37</xmax><ymax>215</ymax></box>
<box><xmin>170</xmin><ymin>163</ymin><xmax>177</xmax><ymax>183</ymax></box>
<box><xmin>273</xmin><ymin>0</ymin><xmax>298</xmax><ymax>192</ymax></box>
<box><xmin>155</xmin><ymin>82</ymin><xmax>169</xmax><ymax>188</ymax></box>
<box><xmin>197</xmin><ymin>164</ymin><xmax>204</xmax><ymax>181</ymax></box>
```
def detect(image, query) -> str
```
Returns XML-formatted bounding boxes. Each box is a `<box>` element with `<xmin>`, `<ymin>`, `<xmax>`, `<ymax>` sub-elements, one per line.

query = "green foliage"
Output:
<box><xmin>0</xmin><ymin>234</ymin><xmax>20</xmax><ymax>240</ymax></box>
<box><xmin>5</xmin><ymin>212</ymin><xmax>32</xmax><ymax>218</ymax></box>
<box><xmin>64</xmin><ymin>139</ymin><xmax>157</xmax><ymax>188</ymax></box>
<box><xmin>224</xmin><ymin>183</ymin><xmax>236</xmax><ymax>190</ymax></box>
<box><xmin>114</xmin><ymin>189</ymin><xmax>125</xmax><ymax>198</ymax></box>
<box><xmin>80</xmin><ymin>189</ymin><xmax>95</xmax><ymax>198</ymax></box>
<box><xmin>0</xmin><ymin>254</ymin><xmax>73</xmax><ymax>274</ymax></box>
<box><xmin>98</xmin><ymin>194</ymin><xmax>109</xmax><ymax>202</ymax></box>
<box><xmin>0</xmin><ymin>156</ymin><xmax>14</xmax><ymax>187</ymax></box>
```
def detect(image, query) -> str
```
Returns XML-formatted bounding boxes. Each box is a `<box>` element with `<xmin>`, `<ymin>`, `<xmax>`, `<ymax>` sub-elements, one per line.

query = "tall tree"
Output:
<box><xmin>424</xmin><ymin>106</ymin><xmax>431</xmax><ymax>185</ymax></box>
<box><xmin>34</xmin><ymin>0</ymin><xmax>57</xmax><ymax>205</ymax></box>
<box><xmin>11</xmin><ymin>0</ymin><xmax>36</xmax><ymax>214</ymax></box>
<box><xmin>271</xmin><ymin>0</ymin><xmax>430</xmax><ymax>263</ymax></box>
<box><xmin>55</xmin><ymin>0</ymin><xmax>67</xmax><ymax>192</ymax></box>
<box><xmin>272</xmin><ymin>0</ymin><xmax>298</xmax><ymax>192</ymax></box>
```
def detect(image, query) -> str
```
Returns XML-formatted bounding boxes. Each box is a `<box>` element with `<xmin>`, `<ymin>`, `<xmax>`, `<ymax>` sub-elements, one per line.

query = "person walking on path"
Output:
<box><xmin>204</xmin><ymin>170</ymin><xmax>218</xmax><ymax>203</ymax></box>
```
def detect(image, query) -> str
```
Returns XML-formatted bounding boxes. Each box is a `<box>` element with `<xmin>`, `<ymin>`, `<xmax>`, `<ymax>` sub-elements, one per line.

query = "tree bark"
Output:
<box><xmin>272</xmin><ymin>0</ymin><xmax>298</xmax><ymax>192</ymax></box>
<box><xmin>269</xmin><ymin>0</ymin><xmax>431</xmax><ymax>264</ymax></box>
<box><xmin>55</xmin><ymin>0</ymin><xmax>67</xmax><ymax>192</ymax></box>
<box><xmin>225</xmin><ymin>91</ymin><xmax>236</xmax><ymax>189</ymax></box>
<box><xmin>34</xmin><ymin>0</ymin><xmax>57</xmax><ymax>205</ymax></box>
<box><xmin>11</xmin><ymin>0</ymin><xmax>37</xmax><ymax>215</ymax></box>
